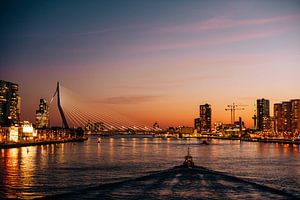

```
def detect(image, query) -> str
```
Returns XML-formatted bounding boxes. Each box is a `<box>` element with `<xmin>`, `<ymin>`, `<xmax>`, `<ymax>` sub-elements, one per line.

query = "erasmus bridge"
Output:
<box><xmin>49</xmin><ymin>82</ymin><xmax>157</xmax><ymax>133</ymax></box>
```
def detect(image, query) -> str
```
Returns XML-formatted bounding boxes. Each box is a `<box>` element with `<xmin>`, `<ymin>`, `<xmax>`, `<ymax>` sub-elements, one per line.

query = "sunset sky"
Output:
<box><xmin>1</xmin><ymin>0</ymin><xmax>300</xmax><ymax>128</ymax></box>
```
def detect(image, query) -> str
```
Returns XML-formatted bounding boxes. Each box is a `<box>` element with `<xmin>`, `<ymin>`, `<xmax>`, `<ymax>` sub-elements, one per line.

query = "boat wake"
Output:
<box><xmin>39</xmin><ymin>165</ymin><xmax>296</xmax><ymax>199</ymax></box>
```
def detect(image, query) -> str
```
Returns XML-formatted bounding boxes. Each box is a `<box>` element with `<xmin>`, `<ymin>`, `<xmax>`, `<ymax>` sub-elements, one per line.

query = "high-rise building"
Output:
<box><xmin>274</xmin><ymin>103</ymin><xmax>283</xmax><ymax>132</ymax></box>
<box><xmin>257</xmin><ymin>98</ymin><xmax>270</xmax><ymax>131</ymax></box>
<box><xmin>274</xmin><ymin>99</ymin><xmax>300</xmax><ymax>133</ymax></box>
<box><xmin>269</xmin><ymin>116</ymin><xmax>276</xmax><ymax>133</ymax></box>
<box><xmin>252</xmin><ymin>114</ymin><xmax>257</xmax><ymax>131</ymax></box>
<box><xmin>35</xmin><ymin>98</ymin><xmax>49</xmax><ymax>128</ymax></box>
<box><xmin>282</xmin><ymin>101</ymin><xmax>292</xmax><ymax>132</ymax></box>
<box><xmin>194</xmin><ymin>118</ymin><xmax>200</xmax><ymax>132</ymax></box>
<box><xmin>199</xmin><ymin>104</ymin><xmax>211</xmax><ymax>132</ymax></box>
<box><xmin>291</xmin><ymin>99</ymin><xmax>300</xmax><ymax>133</ymax></box>
<box><xmin>0</xmin><ymin>80</ymin><xmax>21</xmax><ymax>127</ymax></box>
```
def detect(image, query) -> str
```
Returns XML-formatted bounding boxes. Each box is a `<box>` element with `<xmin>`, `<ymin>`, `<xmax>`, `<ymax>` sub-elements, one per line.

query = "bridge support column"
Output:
<box><xmin>56</xmin><ymin>82</ymin><xmax>69</xmax><ymax>129</ymax></box>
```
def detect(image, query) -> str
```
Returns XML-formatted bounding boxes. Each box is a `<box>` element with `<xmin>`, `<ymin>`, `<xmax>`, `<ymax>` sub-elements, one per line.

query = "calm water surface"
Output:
<box><xmin>0</xmin><ymin>136</ymin><xmax>299</xmax><ymax>199</ymax></box>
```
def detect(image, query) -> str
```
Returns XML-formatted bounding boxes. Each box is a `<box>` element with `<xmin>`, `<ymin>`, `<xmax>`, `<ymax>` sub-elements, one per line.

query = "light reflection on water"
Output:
<box><xmin>0</xmin><ymin>136</ymin><xmax>299</xmax><ymax>199</ymax></box>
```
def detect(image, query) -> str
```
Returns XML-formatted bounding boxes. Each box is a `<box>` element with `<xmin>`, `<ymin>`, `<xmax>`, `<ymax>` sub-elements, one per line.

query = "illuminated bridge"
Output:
<box><xmin>50</xmin><ymin>82</ymin><xmax>157</xmax><ymax>133</ymax></box>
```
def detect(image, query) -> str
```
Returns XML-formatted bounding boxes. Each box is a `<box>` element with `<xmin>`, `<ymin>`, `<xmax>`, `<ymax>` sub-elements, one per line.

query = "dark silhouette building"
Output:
<box><xmin>0</xmin><ymin>80</ymin><xmax>21</xmax><ymax>127</ymax></box>
<box><xmin>274</xmin><ymin>103</ymin><xmax>283</xmax><ymax>132</ymax></box>
<box><xmin>257</xmin><ymin>98</ymin><xmax>270</xmax><ymax>131</ymax></box>
<box><xmin>194</xmin><ymin>118</ymin><xmax>200</xmax><ymax>132</ymax></box>
<box><xmin>199</xmin><ymin>104</ymin><xmax>211</xmax><ymax>132</ymax></box>
<box><xmin>291</xmin><ymin>99</ymin><xmax>300</xmax><ymax>133</ymax></box>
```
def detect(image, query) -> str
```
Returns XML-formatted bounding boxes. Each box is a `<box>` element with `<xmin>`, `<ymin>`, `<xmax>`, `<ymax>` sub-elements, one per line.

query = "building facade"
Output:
<box><xmin>214</xmin><ymin>122</ymin><xmax>223</xmax><ymax>133</ymax></box>
<box><xmin>257</xmin><ymin>98</ymin><xmax>270</xmax><ymax>131</ymax></box>
<box><xmin>291</xmin><ymin>99</ymin><xmax>300</xmax><ymax>133</ymax></box>
<box><xmin>35</xmin><ymin>98</ymin><xmax>49</xmax><ymax>128</ymax></box>
<box><xmin>194</xmin><ymin>118</ymin><xmax>200</xmax><ymax>132</ymax></box>
<box><xmin>269</xmin><ymin>116</ymin><xmax>276</xmax><ymax>133</ymax></box>
<box><xmin>274</xmin><ymin>103</ymin><xmax>283</xmax><ymax>132</ymax></box>
<box><xmin>0</xmin><ymin>80</ymin><xmax>21</xmax><ymax>127</ymax></box>
<box><xmin>273</xmin><ymin>99</ymin><xmax>300</xmax><ymax>133</ymax></box>
<box><xmin>199</xmin><ymin>104</ymin><xmax>211</xmax><ymax>132</ymax></box>
<box><xmin>282</xmin><ymin>101</ymin><xmax>292</xmax><ymax>132</ymax></box>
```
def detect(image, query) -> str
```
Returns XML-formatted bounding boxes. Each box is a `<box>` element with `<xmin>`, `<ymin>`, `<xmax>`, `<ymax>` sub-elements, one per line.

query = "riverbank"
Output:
<box><xmin>99</xmin><ymin>134</ymin><xmax>300</xmax><ymax>145</ymax></box>
<box><xmin>242</xmin><ymin>138</ymin><xmax>300</xmax><ymax>145</ymax></box>
<box><xmin>195</xmin><ymin>136</ymin><xmax>300</xmax><ymax>145</ymax></box>
<box><xmin>93</xmin><ymin>133</ymin><xmax>300</xmax><ymax>145</ymax></box>
<box><xmin>0</xmin><ymin>137</ymin><xmax>88</xmax><ymax>149</ymax></box>
<box><xmin>194</xmin><ymin>136</ymin><xmax>300</xmax><ymax>145</ymax></box>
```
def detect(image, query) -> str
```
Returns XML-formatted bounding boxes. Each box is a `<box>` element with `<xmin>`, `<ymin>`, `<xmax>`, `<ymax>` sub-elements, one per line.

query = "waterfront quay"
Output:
<box><xmin>0</xmin><ymin>137</ymin><xmax>87</xmax><ymax>149</ymax></box>
<box><xmin>91</xmin><ymin>131</ymin><xmax>300</xmax><ymax>145</ymax></box>
<box><xmin>0</xmin><ymin>127</ymin><xmax>87</xmax><ymax>149</ymax></box>
<box><xmin>196</xmin><ymin>135</ymin><xmax>300</xmax><ymax>145</ymax></box>
<box><xmin>180</xmin><ymin>136</ymin><xmax>299</xmax><ymax>145</ymax></box>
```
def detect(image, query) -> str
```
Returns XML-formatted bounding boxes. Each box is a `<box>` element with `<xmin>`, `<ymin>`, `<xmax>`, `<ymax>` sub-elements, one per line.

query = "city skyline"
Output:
<box><xmin>2</xmin><ymin>79</ymin><xmax>299</xmax><ymax>130</ymax></box>
<box><xmin>1</xmin><ymin>1</ymin><xmax>300</xmax><ymax>128</ymax></box>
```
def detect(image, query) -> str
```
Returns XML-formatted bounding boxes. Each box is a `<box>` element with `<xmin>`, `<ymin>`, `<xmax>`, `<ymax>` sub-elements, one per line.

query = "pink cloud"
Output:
<box><xmin>140</xmin><ymin>28</ymin><xmax>288</xmax><ymax>52</ymax></box>
<box><xmin>99</xmin><ymin>95</ymin><xmax>160</xmax><ymax>104</ymax></box>
<box><xmin>159</xmin><ymin>14</ymin><xmax>300</xmax><ymax>33</ymax></box>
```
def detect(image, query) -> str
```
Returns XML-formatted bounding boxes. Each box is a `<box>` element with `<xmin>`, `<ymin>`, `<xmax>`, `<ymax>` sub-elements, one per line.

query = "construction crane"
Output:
<box><xmin>225</xmin><ymin>103</ymin><xmax>248</xmax><ymax>124</ymax></box>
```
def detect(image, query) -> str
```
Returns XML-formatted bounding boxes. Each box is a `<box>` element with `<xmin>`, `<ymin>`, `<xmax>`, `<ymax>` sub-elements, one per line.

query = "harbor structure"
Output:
<box><xmin>225</xmin><ymin>103</ymin><xmax>246</xmax><ymax>125</ymax></box>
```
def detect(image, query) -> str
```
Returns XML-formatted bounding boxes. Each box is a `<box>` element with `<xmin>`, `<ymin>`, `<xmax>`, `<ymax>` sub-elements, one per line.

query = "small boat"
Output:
<box><xmin>97</xmin><ymin>137</ymin><xmax>101</xmax><ymax>143</ymax></box>
<box><xmin>202</xmin><ymin>140</ymin><xmax>209</xmax><ymax>145</ymax></box>
<box><xmin>182</xmin><ymin>147</ymin><xmax>194</xmax><ymax>168</ymax></box>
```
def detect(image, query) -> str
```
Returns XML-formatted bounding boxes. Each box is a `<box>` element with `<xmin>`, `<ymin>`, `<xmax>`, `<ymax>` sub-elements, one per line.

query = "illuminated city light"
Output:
<box><xmin>9</xmin><ymin>126</ymin><xmax>19</xmax><ymax>142</ymax></box>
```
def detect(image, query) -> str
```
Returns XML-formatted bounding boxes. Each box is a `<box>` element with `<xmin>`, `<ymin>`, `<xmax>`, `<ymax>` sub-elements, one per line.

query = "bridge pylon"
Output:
<box><xmin>53</xmin><ymin>82</ymin><xmax>69</xmax><ymax>129</ymax></box>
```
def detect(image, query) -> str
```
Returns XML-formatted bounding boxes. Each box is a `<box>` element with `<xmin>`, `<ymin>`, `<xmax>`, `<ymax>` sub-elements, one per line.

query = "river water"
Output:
<box><xmin>0</xmin><ymin>136</ymin><xmax>299</xmax><ymax>199</ymax></box>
